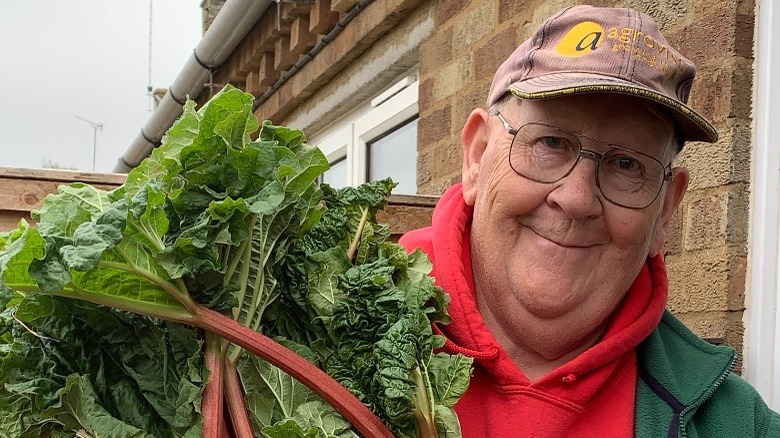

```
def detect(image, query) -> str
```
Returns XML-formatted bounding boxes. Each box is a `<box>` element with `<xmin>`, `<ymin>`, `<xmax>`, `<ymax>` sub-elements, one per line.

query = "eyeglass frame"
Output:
<box><xmin>494</xmin><ymin>111</ymin><xmax>675</xmax><ymax>210</ymax></box>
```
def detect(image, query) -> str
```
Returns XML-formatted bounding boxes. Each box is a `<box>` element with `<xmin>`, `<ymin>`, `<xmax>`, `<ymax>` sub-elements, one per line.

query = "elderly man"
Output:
<box><xmin>399</xmin><ymin>5</ymin><xmax>779</xmax><ymax>437</ymax></box>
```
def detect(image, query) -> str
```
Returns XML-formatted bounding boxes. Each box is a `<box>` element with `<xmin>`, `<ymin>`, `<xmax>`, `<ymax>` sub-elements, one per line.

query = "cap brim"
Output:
<box><xmin>508</xmin><ymin>72</ymin><xmax>718</xmax><ymax>143</ymax></box>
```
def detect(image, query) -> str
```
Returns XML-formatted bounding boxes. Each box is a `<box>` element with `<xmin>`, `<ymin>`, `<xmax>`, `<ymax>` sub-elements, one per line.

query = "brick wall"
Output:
<box><xmin>663</xmin><ymin>0</ymin><xmax>754</xmax><ymax>365</ymax></box>
<box><xmin>417</xmin><ymin>0</ymin><xmax>755</xmax><ymax>362</ymax></box>
<box><xmin>204</xmin><ymin>0</ymin><xmax>429</xmax><ymax>127</ymax></box>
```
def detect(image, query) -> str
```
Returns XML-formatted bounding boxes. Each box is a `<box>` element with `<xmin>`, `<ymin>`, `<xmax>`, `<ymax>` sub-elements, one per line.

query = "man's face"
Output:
<box><xmin>461</xmin><ymin>93</ymin><xmax>688</xmax><ymax>355</ymax></box>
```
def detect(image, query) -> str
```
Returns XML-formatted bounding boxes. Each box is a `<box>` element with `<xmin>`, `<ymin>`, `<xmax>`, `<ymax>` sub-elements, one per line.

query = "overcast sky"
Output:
<box><xmin>1</xmin><ymin>1</ymin><xmax>203</xmax><ymax>173</ymax></box>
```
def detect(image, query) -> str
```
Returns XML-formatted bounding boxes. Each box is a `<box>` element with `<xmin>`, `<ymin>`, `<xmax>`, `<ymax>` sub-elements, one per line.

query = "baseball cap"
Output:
<box><xmin>486</xmin><ymin>5</ymin><xmax>718</xmax><ymax>144</ymax></box>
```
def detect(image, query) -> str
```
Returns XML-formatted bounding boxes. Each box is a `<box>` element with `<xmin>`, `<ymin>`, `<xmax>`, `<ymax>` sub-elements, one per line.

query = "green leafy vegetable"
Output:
<box><xmin>0</xmin><ymin>85</ymin><xmax>471</xmax><ymax>438</ymax></box>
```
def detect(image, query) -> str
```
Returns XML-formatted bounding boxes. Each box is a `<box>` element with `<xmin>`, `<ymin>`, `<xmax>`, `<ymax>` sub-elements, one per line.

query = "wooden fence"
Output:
<box><xmin>0</xmin><ymin>167</ymin><xmax>437</xmax><ymax>238</ymax></box>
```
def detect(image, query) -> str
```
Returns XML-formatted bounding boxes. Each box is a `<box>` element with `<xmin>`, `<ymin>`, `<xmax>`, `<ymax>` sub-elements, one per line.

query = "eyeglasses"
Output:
<box><xmin>495</xmin><ymin>112</ymin><xmax>673</xmax><ymax>209</ymax></box>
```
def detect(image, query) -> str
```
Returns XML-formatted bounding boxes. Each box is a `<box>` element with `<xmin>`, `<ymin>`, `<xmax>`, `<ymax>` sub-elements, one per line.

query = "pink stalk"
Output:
<box><xmin>201</xmin><ymin>333</ymin><xmax>226</xmax><ymax>438</ymax></box>
<box><xmin>223</xmin><ymin>359</ymin><xmax>255</xmax><ymax>438</ymax></box>
<box><xmin>190</xmin><ymin>305</ymin><xmax>395</xmax><ymax>438</ymax></box>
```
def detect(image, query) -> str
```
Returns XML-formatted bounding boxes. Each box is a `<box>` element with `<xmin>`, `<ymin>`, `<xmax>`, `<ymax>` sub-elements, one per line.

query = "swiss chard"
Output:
<box><xmin>0</xmin><ymin>85</ymin><xmax>471</xmax><ymax>438</ymax></box>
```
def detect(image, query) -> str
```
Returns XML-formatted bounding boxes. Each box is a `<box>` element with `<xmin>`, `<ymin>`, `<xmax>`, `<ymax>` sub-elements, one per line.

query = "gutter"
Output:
<box><xmin>113</xmin><ymin>0</ymin><xmax>271</xmax><ymax>172</ymax></box>
<box><xmin>115</xmin><ymin>0</ymin><xmax>375</xmax><ymax>173</ymax></box>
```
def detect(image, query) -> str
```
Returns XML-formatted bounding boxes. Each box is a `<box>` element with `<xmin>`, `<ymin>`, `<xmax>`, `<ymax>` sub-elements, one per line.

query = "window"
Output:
<box><xmin>317</xmin><ymin>125</ymin><xmax>350</xmax><ymax>188</ymax></box>
<box><xmin>312</xmin><ymin>73</ymin><xmax>419</xmax><ymax>195</ymax></box>
<box><xmin>321</xmin><ymin>156</ymin><xmax>348</xmax><ymax>189</ymax></box>
<box><xmin>367</xmin><ymin>117</ymin><xmax>418</xmax><ymax>195</ymax></box>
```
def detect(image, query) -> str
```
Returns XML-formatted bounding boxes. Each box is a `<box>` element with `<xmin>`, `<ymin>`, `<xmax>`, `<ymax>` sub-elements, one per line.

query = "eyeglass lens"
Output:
<box><xmin>509</xmin><ymin>122</ymin><xmax>668</xmax><ymax>209</ymax></box>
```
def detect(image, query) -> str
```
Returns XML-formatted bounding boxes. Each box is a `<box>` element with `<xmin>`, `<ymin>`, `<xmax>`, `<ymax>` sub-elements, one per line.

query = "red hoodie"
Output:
<box><xmin>398</xmin><ymin>184</ymin><xmax>669</xmax><ymax>438</ymax></box>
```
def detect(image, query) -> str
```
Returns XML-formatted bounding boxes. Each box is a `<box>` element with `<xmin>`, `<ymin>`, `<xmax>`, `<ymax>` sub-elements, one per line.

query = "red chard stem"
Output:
<box><xmin>192</xmin><ymin>305</ymin><xmax>395</xmax><ymax>438</ymax></box>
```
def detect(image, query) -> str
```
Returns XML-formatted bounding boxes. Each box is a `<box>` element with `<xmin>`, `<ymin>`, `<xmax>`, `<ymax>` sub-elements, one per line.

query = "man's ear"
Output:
<box><xmin>649</xmin><ymin>166</ymin><xmax>689</xmax><ymax>257</ymax></box>
<box><xmin>461</xmin><ymin>108</ymin><xmax>491</xmax><ymax>206</ymax></box>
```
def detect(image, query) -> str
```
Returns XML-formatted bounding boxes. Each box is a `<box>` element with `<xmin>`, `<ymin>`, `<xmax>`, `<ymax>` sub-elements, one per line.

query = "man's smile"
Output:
<box><xmin>523</xmin><ymin>223</ymin><xmax>602</xmax><ymax>250</ymax></box>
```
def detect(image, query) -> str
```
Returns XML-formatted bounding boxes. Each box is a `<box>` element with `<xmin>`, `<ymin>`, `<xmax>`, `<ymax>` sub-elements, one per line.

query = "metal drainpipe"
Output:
<box><xmin>113</xmin><ymin>0</ymin><xmax>272</xmax><ymax>172</ymax></box>
<box><xmin>114</xmin><ymin>0</ymin><xmax>375</xmax><ymax>173</ymax></box>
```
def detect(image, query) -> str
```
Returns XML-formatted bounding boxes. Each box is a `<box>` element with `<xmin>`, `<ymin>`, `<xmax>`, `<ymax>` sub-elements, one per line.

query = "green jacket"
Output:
<box><xmin>636</xmin><ymin>310</ymin><xmax>780</xmax><ymax>437</ymax></box>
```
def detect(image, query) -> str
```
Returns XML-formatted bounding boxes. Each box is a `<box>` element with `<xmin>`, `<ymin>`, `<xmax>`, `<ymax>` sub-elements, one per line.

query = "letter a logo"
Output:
<box><xmin>556</xmin><ymin>21</ymin><xmax>604</xmax><ymax>56</ymax></box>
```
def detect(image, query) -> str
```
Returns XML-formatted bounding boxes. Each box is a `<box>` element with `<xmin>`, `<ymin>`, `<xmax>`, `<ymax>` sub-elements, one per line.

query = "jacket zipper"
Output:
<box><xmin>677</xmin><ymin>352</ymin><xmax>737</xmax><ymax>438</ymax></box>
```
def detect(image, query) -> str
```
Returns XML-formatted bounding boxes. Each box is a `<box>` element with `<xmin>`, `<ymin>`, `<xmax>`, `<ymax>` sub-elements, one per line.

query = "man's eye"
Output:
<box><xmin>616</xmin><ymin>157</ymin><xmax>640</xmax><ymax>171</ymax></box>
<box><xmin>541</xmin><ymin>136</ymin><xmax>565</xmax><ymax>149</ymax></box>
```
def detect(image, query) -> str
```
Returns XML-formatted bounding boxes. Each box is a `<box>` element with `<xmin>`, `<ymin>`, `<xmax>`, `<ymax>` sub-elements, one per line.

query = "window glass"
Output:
<box><xmin>367</xmin><ymin>118</ymin><xmax>418</xmax><ymax>195</ymax></box>
<box><xmin>321</xmin><ymin>157</ymin><xmax>348</xmax><ymax>189</ymax></box>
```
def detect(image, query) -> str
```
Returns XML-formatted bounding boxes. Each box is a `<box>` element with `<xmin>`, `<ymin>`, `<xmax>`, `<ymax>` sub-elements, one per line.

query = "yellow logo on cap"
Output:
<box><xmin>556</xmin><ymin>21</ymin><xmax>604</xmax><ymax>56</ymax></box>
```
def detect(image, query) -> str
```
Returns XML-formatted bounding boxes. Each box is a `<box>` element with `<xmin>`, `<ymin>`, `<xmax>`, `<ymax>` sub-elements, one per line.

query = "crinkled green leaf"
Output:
<box><xmin>60</xmin><ymin>198</ymin><xmax>128</xmax><ymax>271</ymax></box>
<box><xmin>33</xmin><ymin>183</ymin><xmax>112</xmax><ymax>238</ymax></box>
<box><xmin>260</xmin><ymin>121</ymin><xmax>307</xmax><ymax>151</ymax></box>
<box><xmin>262</xmin><ymin>419</ymin><xmax>319</xmax><ymax>438</ymax></box>
<box><xmin>1</xmin><ymin>225</ymin><xmax>46</xmax><ymax>296</ymax></box>
<box><xmin>433</xmin><ymin>405</ymin><xmax>462</xmax><ymax>438</ymax></box>
<box><xmin>0</xmin><ymin>295</ymin><xmax>203</xmax><ymax>437</ymax></box>
<box><xmin>429</xmin><ymin>353</ymin><xmax>473</xmax><ymax>408</ymax></box>
<box><xmin>274</xmin><ymin>178</ymin><xmax>472</xmax><ymax>437</ymax></box>
<box><xmin>38</xmin><ymin>374</ymin><xmax>149</xmax><ymax>438</ymax></box>
<box><xmin>293</xmin><ymin>400</ymin><xmax>359</xmax><ymax>438</ymax></box>
<box><xmin>0</xmin><ymin>83</ymin><xmax>472</xmax><ymax>438</ymax></box>
<box><xmin>305</xmin><ymin>248</ymin><xmax>351</xmax><ymax>325</ymax></box>
<box><xmin>238</xmin><ymin>348</ymin><xmax>320</xmax><ymax>430</ymax></box>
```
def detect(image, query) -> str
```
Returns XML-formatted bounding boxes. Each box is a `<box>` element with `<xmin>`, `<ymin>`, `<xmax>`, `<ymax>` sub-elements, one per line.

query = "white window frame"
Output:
<box><xmin>746</xmin><ymin>0</ymin><xmax>780</xmax><ymax>409</ymax></box>
<box><xmin>310</xmin><ymin>74</ymin><xmax>419</xmax><ymax>188</ymax></box>
<box><xmin>316</xmin><ymin>124</ymin><xmax>353</xmax><ymax>184</ymax></box>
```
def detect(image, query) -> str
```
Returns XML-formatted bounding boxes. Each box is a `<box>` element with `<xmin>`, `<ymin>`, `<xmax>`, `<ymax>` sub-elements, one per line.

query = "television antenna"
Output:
<box><xmin>147</xmin><ymin>0</ymin><xmax>155</xmax><ymax>110</ymax></box>
<box><xmin>73</xmin><ymin>114</ymin><xmax>103</xmax><ymax>172</ymax></box>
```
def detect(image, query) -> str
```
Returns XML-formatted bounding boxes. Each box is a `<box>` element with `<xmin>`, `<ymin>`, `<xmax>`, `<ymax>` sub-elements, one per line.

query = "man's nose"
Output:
<box><xmin>545</xmin><ymin>157</ymin><xmax>604</xmax><ymax>219</ymax></box>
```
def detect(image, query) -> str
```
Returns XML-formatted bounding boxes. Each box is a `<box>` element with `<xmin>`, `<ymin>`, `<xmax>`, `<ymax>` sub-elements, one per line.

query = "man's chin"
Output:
<box><xmin>510</xmin><ymin>286</ymin><xmax>584</xmax><ymax>321</ymax></box>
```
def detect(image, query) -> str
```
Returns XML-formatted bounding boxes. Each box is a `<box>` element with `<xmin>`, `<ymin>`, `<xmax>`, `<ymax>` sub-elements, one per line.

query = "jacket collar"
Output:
<box><xmin>635</xmin><ymin>310</ymin><xmax>737</xmax><ymax>438</ymax></box>
<box><xmin>639</xmin><ymin>310</ymin><xmax>736</xmax><ymax>407</ymax></box>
